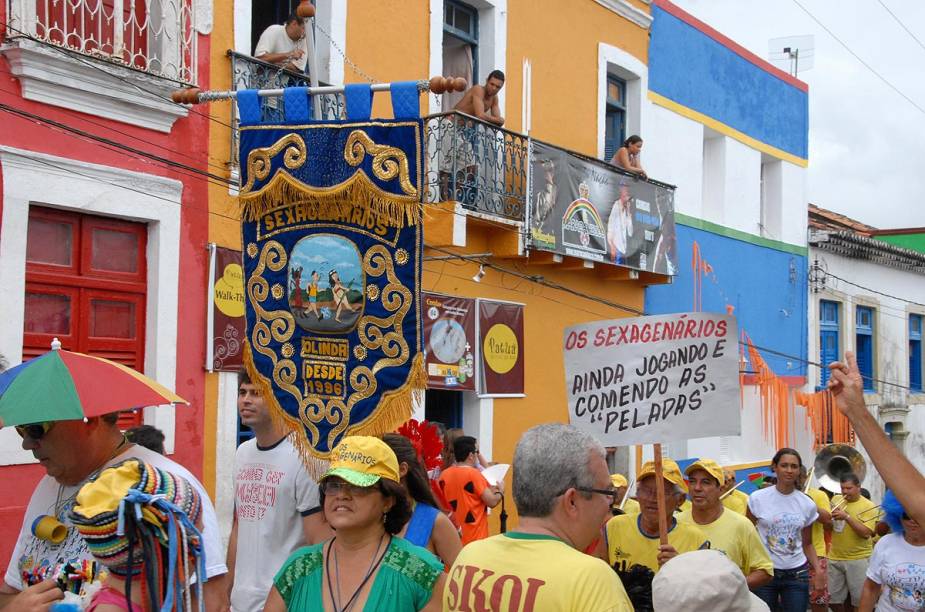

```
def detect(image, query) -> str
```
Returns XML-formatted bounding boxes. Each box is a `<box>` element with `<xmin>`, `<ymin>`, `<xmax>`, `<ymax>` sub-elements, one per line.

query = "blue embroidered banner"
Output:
<box><xmin>238</xmin><ymin>119</ymin><xmax>425</xmax><ymax>470</ymax></box>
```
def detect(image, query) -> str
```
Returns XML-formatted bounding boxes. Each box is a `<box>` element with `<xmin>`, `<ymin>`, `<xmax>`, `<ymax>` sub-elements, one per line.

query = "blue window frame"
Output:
<box><xmin>819</xmin><ymin>300</ymin><xmax>840</xmax><ymax>387</ymax></box>
<box><xmin>911</xmin><ymin>314</ymin><xmax>923</xmax><ymax>393</ymax></box>
<box><xmin>604</xmin><ymin>76</ymin><xmax>626</xmax><ymax>161</ymax></box>
<box><xmin>855</xmin><ymin>306</ymin><xmax>875</xmax><ymax>392</ymax></box>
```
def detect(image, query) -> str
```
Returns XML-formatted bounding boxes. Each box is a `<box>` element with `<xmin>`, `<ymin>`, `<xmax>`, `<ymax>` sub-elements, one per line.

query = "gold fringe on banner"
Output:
<box><xmin>239</xmin><ymin>168</ymin><xmax>422</xmax><ymax>229</ymax></box>
<box><xmin>345</xmin><ymin>353</ymin><xmax>427</xmax><ymax>438</ymax></box>
<box><xmin>243</xmin><ymin>341</ymin><xmax>426</xmax><ymax>479</ymax></box>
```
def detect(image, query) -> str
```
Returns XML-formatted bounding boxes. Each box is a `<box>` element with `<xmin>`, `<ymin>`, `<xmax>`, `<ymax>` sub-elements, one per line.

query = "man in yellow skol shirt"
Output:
<box><xmin>679</xmin><ymin>458</ymin><xmax>773</xmax><ymax>589</ymax></box>
<box><xmin>720</xmin><ymin>467</ymin><xmax>749</xmax><ymax>516</ymax></box>
<box><xmin>594</xmin><ymin>458</ymin><xmax>709</xmax><ymax>610</ymax></box>
<box><xmin>799</xmin><ymin>465</ymin><xmax>833</xmax><ymax>612</ymax></box>
<box><xmin>828</xmin><ymin>473</ymin><xmax>876</xmax><ymax>612</ymax></box>
<box><xmin>445</xmin><ymin>424</ymin><xmax>632</xmax><ymax>611</ymax></box>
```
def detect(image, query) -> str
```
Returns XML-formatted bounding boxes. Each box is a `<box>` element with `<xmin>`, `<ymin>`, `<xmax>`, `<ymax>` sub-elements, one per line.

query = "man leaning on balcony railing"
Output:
<box><xmin>438</xmin><ymin>70</ymin><xmax>506</xmax><ymax>204</ymax></box>
<box><xmin>454</xmin><ymin>70</ymin><xmax>506</xmax><ymax>127</ymax></box>
<box><xmin>254</xmin><ymin>13</ymin><xmax>308</xmax><ymax>73</ymax></box>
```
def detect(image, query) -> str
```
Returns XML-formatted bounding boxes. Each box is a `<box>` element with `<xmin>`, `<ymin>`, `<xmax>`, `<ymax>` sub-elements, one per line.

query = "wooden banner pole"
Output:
<box><xmin>653</xmin><ymin>443</ymin><xmax>669</xmax><ymax>546</ymax></box>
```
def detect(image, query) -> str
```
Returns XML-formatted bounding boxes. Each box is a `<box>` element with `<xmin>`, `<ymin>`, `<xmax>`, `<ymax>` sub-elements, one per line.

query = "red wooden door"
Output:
<box><xmin>23</xmin><ymin>206</ymin><xmax>148</xmax><ymax>429</ymax></box>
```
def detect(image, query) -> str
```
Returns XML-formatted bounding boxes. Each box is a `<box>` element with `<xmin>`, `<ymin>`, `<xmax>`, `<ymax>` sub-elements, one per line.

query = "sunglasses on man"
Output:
<box><xmin>15</xmin><ymin>422</ymin><xmax>55</xmax><ymax>440</ymax></box>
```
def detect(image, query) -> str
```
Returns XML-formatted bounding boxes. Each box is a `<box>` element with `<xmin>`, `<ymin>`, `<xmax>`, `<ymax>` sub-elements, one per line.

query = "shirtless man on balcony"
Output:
<box><xmin>454</xmin><ymin>70</ymin><xmax>505</xmax><ymax>126</ymax></box>
<box><xmin>438</xmin><ymin>70</ymin><xmax>506</xmax><ymax>204</ymax></box>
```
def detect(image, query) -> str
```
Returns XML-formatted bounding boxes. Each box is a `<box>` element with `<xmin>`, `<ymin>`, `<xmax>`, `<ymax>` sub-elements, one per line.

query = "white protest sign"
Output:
<box><xmin>563</xmin><ymin>312</ymin><xmax>740</xmax><ymax>445</ymax></box>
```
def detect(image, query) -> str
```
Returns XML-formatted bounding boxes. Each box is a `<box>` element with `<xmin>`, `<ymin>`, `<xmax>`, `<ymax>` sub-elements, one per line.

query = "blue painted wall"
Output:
<box><xmin>645</xmin><ymin>224</ymin><xmax>808</xmax><ymax>377</ymax></box>
<box><xmin>649</xmin><ymin>4</ymin><xmax>809</xmax><ymax>160</ymax></box>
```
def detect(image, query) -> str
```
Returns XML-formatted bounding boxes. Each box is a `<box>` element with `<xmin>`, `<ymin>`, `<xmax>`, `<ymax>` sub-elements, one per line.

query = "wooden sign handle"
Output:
<box><xmin>653</xmin><ymin>444</ymin><xmax>669</xmax><ymax>546</ymax></box>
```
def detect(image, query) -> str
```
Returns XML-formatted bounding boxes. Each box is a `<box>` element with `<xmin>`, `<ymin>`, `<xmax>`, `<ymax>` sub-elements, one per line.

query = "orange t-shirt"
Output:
<box><xmin>438</xmin><ymin>465</ymin><xmax>490</xmax><ymax>545</ymax></box>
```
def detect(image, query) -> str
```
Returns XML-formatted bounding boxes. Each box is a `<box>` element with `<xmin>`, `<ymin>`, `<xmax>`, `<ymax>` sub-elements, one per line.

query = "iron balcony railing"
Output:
<box><xmin>423</xmin><ymin>111</ymin><xmax>528</xmax><ymax>223</ymax></box>
<box><xmin>228</xmin><ymin>50</ymin><xmax>344</xmax><ymax>168</ymax></box>
<box><xmin>7</xmin><ymin>0</ymin><xmax>196</xmax><ymax>83</ymax></box>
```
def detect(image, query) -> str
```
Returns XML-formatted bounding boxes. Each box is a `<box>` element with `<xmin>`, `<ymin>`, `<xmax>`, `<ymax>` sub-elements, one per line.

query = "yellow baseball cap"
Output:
<box><xmin>322</xmin><ymin>436</ymin><xmax>400</xmax><ymax>487</ymax></box>
<box><xmin>637</xmin><ymin>458</ymin><xmax>687</xmax><ymax>493</ymax></box>
<box><xmin>610</xmin><ymin>473</ymin><xmax>628</xmax><ymax>488</ymax></box>
<box><xmin>685</xmin><ymin>458</ymin><xmax>725</xmax><ymax>486</ymax></box>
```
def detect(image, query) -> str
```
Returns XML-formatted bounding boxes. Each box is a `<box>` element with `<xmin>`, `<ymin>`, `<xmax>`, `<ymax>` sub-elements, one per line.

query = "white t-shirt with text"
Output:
<box><xmin>4</xmin><ymin>445</ymin><xmax>227</xmax><ymax>591</ymax></box>
<box><xmin>748</xmin><ymin>486</ymin><xmax>818</xmax><ymax>570</ymax></box>
<box><xmin>231</xmin><ymin>435</ymin><xmax>321</xmax><ymax>612</ymax></box>
<box><xmin>866</xmin><ymin>532</ymin><xmax>925</xmax><ymax>612</ymax></box>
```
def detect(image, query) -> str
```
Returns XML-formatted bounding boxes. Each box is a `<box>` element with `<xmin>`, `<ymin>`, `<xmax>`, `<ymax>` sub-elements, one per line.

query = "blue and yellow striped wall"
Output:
<box><xmin>649</xmin><ymin>0</ymin><xmax>809</xmax><ymax>167</ymax></box>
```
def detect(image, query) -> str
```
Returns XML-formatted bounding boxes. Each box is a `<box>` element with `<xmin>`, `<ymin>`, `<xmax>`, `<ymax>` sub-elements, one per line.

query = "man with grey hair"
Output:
<box><xmin>443</xmin><ymin>423</ymin><xmax>632</xmax><ymax>610</ymax></box>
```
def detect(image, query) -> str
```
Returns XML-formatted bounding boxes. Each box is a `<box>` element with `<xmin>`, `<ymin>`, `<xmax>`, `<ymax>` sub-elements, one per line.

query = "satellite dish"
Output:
<box><xmin>769</xmin><ymin>35</ymin><xmax>815</xmax><ymax>76</ymax></box>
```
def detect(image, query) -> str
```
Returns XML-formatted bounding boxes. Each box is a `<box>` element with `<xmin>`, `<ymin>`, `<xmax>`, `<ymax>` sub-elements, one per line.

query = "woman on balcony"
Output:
<box><xmin>610</xmin><ymin>135</ymin><xmax>647</xmax><ymax>180</ymax></box>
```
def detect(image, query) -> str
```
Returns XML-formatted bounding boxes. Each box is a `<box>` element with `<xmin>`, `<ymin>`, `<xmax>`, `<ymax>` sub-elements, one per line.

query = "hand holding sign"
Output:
<box><xmin>563</xmin><ymin>312</ymin><xmax>740</xmax><ymax>446</ymax></box>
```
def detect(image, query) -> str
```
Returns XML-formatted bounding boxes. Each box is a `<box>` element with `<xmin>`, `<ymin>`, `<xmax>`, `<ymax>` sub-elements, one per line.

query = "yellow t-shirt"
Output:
<box><xmin>830</xmin><ymin>495</ymin><xmax>877</xmax><ymax>560</ymax></box>
<box><xmin>722</xmin><ymin>489</ymin><xmax>749</xmax><ymax>516</ymax></box>
<box><xmin>676</xmin><ymin>499</ymin><xmax>692</xmax><ymax>514</ymax></box>
<box><xmin>622</xmin><ymin>498</ymin><xmax>641</xmax><ymax>515</ymax></box>
<box><xmin>445</xmin><ymin>532</ymin><xmax>632</xmax><ymax>611</ymax></box>
<box><xmin>805</xmin><ymin>488</ymin><xmax>831</xmax><ymax>559</ymax></box>
<box><xmin>678</xmin><ymin>508</ymin><xmax>774</xmax><ymax>578</ymax></box>
<box><xmin>605</xmin><ymin>513</ymin><xmax>709</xmax><ymax>573</ymax></box>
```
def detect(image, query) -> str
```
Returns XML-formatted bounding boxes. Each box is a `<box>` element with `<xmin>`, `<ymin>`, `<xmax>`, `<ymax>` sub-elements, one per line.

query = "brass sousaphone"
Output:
<box><xmin>813</xmin><ymin>443</ymin><xmax>867</xmax><ymax>493</ymax></box>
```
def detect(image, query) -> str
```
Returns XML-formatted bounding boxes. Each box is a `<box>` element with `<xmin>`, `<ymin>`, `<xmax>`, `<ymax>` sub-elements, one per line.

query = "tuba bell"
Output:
<box><xmin>813</xmin><ymin>443</ymin><xmax>867</xmax><ymax>493</ymax></box>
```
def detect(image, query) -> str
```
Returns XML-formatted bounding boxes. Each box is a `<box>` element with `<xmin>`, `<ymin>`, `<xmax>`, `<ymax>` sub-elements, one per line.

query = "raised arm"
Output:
<box><xmin>829</xmin><ymin>352</ymin><xmax>925</xmax><ymax>525</ymax></box>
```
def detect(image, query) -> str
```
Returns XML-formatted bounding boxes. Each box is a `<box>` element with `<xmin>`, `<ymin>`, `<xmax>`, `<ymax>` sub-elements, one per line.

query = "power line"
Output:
<box><xmin>791</xmin><ymin>0</ymin><xmax>925</xmax><ymax>117</ymax></box>
<box><xmin>0</xmin><ymin>102</ymin><xmax>235</xmax><ymax>187</ymax></box>
<box><xmin>0</xmin><ymin>20</ymin><xmax>235</xmax><ymax>130</ymax></box>
<box><xmin>13</xmin><ymin>141</ymin><xmax>916</xmax><ymax>392</ymax></box>
<box><xmin>0</xmin><ymin>89</ymin><xmax>536</xmax><ymax>238</ymax></box>
<box><xmin>821</xmin><ymin>268</ymin><xmax>925</xmax><ymax>309</ymax></box>
<box><xmin>877</xmin><ymin>0</ymin><xmax>925</xmax><ymax>54</ymax></box>
<box><xmin>0</xmin><ymin>70</ymin><xmax>230</xmax><ymax>172</ymax></box>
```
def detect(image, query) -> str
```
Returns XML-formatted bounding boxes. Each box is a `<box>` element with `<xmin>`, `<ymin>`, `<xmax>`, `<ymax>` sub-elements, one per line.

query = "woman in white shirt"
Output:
<box><xmin>861</xmin><ymin>489</ymin><xmax>925</xmax><ymax>611</ymax></box>
<box><xmin>748</xmin><ymin>448</ymin><xmax>824</xmax><ymax>611</ymax></box>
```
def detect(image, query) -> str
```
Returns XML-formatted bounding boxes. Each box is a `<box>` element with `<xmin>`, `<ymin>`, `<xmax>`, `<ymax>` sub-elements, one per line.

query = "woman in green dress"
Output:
<box><xmin>264</xmin><ymin>436</ymin><xmax>446</xmax><ymax>611</ymax></box>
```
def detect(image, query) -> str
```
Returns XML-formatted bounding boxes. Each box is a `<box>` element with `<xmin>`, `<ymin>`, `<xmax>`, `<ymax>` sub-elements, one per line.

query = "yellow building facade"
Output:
<box><xmin>205</xmin><ymin>0</ymin><xmax>662</xmax><ymax>533</ymax></box>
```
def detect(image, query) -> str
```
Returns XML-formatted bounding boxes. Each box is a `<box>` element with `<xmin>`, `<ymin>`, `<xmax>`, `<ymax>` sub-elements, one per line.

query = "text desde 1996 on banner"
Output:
<box><xmin>563</xmin><ymin>312</ymin><xmax>741</xmax><ymax>445</ymax></box>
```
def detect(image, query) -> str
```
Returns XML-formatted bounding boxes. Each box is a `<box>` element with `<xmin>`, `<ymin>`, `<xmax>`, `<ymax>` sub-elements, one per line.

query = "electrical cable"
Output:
<box><xmin>14</xmin><ymin>140</ymin><xmax>914</xmax><ymax>392</ymax></box>
<box><xmin>0</xmin><ymin>101</ymin><xmax>235</xmax><ymax>186</ymax></box>
<box><xmin>791</xmin><ymin>0</ymin><xmax>925</xmax><ymax>116</ymax></box>
<box><xmin>0</xmin><ymin>68</ymin><xmax>230</xmax><ymax>172</ymax></box>
<box><xmin>820</xmin><ymin>268</ymin><xmax>925</xmax><ymax>309</ymax></box>
<box><xmin>876</xmin><ymin>0</ymin><xmax>925</xmax><ymax>54</ymax></box>
<box><xmin>1</xmin><ymin>26</ymin><xmax>912</xmax><ymax>389</ymax></box>
<box><xmin>0</xmin><ymin>19</ymin><xmax>236</xmax><ymax>130</ymax></box>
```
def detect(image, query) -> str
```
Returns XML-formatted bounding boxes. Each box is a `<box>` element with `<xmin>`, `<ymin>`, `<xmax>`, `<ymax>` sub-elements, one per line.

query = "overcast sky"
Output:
<box><xmin>673</xmin><ymin>0</ymin><xmax>925</xmax><ymax>229</ymax></box>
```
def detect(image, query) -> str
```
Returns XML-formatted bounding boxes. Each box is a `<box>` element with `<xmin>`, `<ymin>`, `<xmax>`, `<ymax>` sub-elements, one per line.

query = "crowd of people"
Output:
<box><xmin>1</xmin><ymin>351</ymin><xmax>924</xmax><ymax>611</ymax></box>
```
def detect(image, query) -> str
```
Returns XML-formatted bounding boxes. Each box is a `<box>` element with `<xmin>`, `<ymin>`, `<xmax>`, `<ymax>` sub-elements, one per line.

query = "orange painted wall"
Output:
<box><xmin>505</xmin><ymin>0</ymin><xmax>649</xmax><ymax>156</ymax></box>
<box><xmin>345</xmin><ymin>0</ymin><xmax>431</xmax><ymax>118</ymax></box>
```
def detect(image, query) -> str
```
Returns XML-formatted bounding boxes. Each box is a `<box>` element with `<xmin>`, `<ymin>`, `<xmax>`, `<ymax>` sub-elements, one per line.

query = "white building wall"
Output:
<box><xmin>778</xmin><ymin>162</ymin><xmax>807</xmax><ymax>247</ymax></box>
<box><xmin>638</xmin><ymin>99</ymin><xmax>810</xmax><ymax>473</ymax></box>
<box><xmin>644</xmin><ymin>104</ymin><xmax>704</xmax><ymax>218</ymax></box>
<box><xmin>720</xmin><ymin>138</ymin><xmax>762</xmax><ymax>235</ymax></box>
<box><xmin>807</xmin><ymin>246</ymin><xmax>925</xmax><ymax>500</ymax></box>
